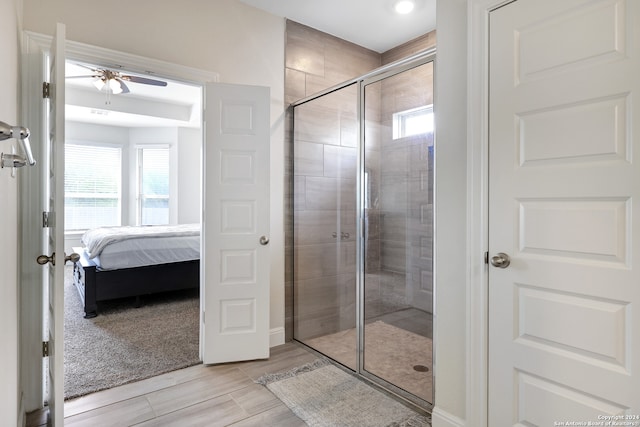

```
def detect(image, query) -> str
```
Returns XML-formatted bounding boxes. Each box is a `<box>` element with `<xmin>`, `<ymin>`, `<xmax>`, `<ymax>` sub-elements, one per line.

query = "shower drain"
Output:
<box><xmin>413</xmin><ymin>365</ymin><xmax>430</xmax><ymax>372</ymax></box>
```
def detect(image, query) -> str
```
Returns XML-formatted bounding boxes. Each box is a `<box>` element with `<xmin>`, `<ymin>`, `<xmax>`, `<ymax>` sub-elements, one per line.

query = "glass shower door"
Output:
<box><xmin>362</xmin><ymin>61</ymin><xmax>434</xmax><ymax>404</ymax></box>
<box><xmin>292</xmin><ymin>84</ymin><xmax>358</xmax><ymax>370</ymax></box>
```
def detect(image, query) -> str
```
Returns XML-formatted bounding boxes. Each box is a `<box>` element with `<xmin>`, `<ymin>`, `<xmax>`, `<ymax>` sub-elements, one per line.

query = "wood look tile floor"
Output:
<box><xmin>26</xmin><ymin>343</ymin><xmax>316</xmax><ymax>427</ymax></box>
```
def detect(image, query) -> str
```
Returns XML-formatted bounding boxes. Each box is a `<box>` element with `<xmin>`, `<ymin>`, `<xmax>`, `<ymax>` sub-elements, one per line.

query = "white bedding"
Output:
<box><xmin>82</xmin><ymin>223</ymin><xmax>199</xmax><ymax>259</ymax></box>
<box><xmin>81</xmin><ymin>224</ymin><xmax>200</xmax><ymax>271</ymax></box>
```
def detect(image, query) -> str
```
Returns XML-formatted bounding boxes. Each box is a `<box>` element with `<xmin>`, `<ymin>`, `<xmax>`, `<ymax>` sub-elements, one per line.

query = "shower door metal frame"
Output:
<box><xmin>291</xmin><ymin>47</ymin><xmax>437</xmax><ymax>411</ymax></box>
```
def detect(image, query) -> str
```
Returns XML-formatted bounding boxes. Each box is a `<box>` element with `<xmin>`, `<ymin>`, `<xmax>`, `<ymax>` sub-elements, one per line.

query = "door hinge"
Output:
<box><xmin>42</xmin><ymin>82</ymin><xmax>50</xmax><ymax>99</ymax></box>
<box><xmin>42</xmin><ymin>211</ymin><xmax>53</xmax><ymax>228</ymax></box>
<box><xmin>484</xmin><ymin>251</ymin><xmax>489</xmax><ymax>264</ymax></box>
<box><xmin>42</xmin><ymin>341</ymin><xmax>49</xmax><ymax>357</ymax></box>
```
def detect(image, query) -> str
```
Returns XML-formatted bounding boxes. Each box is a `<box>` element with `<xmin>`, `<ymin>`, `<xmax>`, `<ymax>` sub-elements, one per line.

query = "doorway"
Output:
<box><xmin>60</xmin><ymin>59</ymin><xmax>204</xmax><ymax>400</ymax></box>
<box><xmin>292</xmin><ymin>50</ymin><xmax>435</xmax><ymax>409</ymax></box>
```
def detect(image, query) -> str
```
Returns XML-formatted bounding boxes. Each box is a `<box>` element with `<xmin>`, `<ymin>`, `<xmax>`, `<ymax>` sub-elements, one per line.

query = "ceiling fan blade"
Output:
<box><xmin>115</xmin><ymin>78</ymin><xmax>131</xmax><ymax>94</ymax></box>
<box><xmin>66</xmin><ymin>75</ymin><xmax>102</xmax><ymax>79</ymax></box>
<box><xmin>120</xmin><ymin>75</ymin><xmax>168</xmax><ymax>87</ymax></box>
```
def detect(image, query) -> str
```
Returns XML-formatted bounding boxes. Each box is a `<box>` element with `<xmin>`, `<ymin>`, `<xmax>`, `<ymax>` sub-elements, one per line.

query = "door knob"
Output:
<box><xmin>490</xmin><ymin>252</ymin><xmax>511</xmax><ymax>268</ymax></box>
<box><xmin>65</xmin><ymin>252</ymin><xmax>80</xmax><ymax>264</ymax></box>
<box><xmin>259</xmin><ymin>236</ymin><xmax>270</xmax><ymax>245</ymax></box>
<box><xmin>37</xmin><ymin>253</ymin><xmax>55</xmax><ymax>266</ymax></box>
<box><xmin>37</xmin><ymin>252</ymin><xmax>80</xmax><ymax>266</ymax></box>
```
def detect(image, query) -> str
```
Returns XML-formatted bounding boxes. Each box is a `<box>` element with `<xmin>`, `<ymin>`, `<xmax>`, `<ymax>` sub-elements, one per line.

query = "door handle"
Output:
<box><xmin>37</xmin><ymin>252</ymin><xmax>80</xmax><ymax>266</ymax></box>
<box><xmin>65</xmin><ymin>252</ymin><xmax>80</xmax><ymax>264</ymax></box>
<box><xmin>0</xmin><ymin>122</ymin><xmax>36</xmax><ymax>168</ymax></box>
<box><xmin>37</xmin><ymin>253</ymin><xmax>55</xmax><ymax>266</ymax></box>
<box><xmin>490</xmin><ymin>252</ymin><xmax>511</xmax><ymax>268</ymax></box>
<box><xmin>259</xmin><ymin>236</ymin><xmax>270</xmax><ymax>246</ymax></box>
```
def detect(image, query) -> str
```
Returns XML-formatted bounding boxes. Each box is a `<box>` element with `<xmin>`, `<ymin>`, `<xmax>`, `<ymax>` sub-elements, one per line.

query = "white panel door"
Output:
<box><xmin>41</xmin><ymin>22</ymin><xmax>66</xmax><ymax>426</ymax></box>
<box><xmin>489</xmin><ymin>0</ymin><xmax>640</xmax><ymax>424</ymax></box>
<box><xmin>202</xmin><ymin>83</ymin><xmax>270</xmax><ymax>364</ymax></box>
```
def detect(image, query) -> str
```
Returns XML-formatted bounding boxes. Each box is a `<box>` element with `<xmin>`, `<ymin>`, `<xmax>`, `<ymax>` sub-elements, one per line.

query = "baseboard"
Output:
<box><xmin>269</xmin><ymin>327</ymin><xmax>285</xmax><ymax>347</ymax></box>
<box><xmin>432</xmin><ymin>406</ymin><xmax>466</xmax><ymax>427</ymax></box>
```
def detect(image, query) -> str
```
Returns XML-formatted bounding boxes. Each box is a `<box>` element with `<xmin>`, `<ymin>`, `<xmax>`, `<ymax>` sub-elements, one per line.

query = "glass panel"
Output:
<box><xmin>141</xmin><ymin>197</ymin><xmax>169</xmax><ymax>225</ymax></box>
<box><xmin>138</xmin><ymin>147</ymin><xmax>170</xmax><ymax>225</ymax></box>
<box><xmin>363</xmin><ymin>62</ymin><xmax>434</xmax><ymax>403</ymax></box>
<box><xmin>293</xmin><ymin>83</ymin><xmax>358</xmax><ymax>370</ymax></box>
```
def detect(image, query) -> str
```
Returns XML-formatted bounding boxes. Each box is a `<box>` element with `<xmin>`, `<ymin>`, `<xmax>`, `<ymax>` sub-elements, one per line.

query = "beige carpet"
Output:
<box><xmin>64</xmin><ymin>267</ymin><xmax>200</xmax><ymax>400</ymax></box>
<box><xmin>305</xmin><ymin>320</ymin><xmax>433</xmax><ymax>402</ymax></box>
<box><xmin>257</xmin><ymin>359</ymin><xmax>430</xmax><ymax>427</ymax></box>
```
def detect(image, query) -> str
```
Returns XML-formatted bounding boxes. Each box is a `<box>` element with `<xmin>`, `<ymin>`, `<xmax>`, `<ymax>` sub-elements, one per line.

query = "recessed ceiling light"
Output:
<box><xmin>394</xmin><ymin>0</ymin><xmax>415</xmax><ymax>14</ymax></box>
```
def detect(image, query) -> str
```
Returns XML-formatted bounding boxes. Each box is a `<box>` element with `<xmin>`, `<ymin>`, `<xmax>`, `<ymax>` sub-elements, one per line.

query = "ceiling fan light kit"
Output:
<box><xmin>68</xmin><ymin>63</ymin><xmax>168</xmax><ymax>103</ymax></box>
<box><xmin>93</xmin><ymin>78</ymin><xmax>123</xmax><ymax>95</ymax></box>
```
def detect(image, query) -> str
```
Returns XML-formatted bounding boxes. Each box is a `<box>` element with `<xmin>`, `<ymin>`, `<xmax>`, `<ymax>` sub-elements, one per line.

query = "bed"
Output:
<box><xmin>72</xmin><ymin>223</ymin><xmax>200</xmax><ymax>318</ymax></box>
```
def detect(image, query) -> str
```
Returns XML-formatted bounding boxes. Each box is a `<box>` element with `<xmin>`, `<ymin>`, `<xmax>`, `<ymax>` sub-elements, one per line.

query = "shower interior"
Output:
<box><xmin>292</xmin><ymin>53</ymin><xmax>434</xmax><ymax>407</ymax></box>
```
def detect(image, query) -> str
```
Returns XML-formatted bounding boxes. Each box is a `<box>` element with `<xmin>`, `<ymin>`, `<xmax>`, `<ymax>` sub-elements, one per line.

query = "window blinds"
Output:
<box><xmin>64</xmin><ymin>144</ymin><xmax>122</xmax><ymax>231</ymax></box>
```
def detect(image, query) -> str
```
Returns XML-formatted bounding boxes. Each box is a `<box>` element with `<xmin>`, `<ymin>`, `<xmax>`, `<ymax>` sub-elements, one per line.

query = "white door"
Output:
<box><xmin>202</xmin><ymin>83</ymin><xmax>270</xmax><ymax>364</ymax></box>
<box><xmin>41</xmin><ymin>22</ymin><xmax>66</xmax><ymax>426</ymax></box>
<box><xmin>489</xmin><ymin>0</ymin><xmax>640</xmax><ymax>424</ymax></box>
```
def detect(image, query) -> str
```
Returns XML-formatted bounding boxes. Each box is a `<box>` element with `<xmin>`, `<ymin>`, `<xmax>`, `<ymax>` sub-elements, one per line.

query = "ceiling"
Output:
<box><xmin>65</xmin><ymin>62</ymin><xmax>202</xmax><ymax>128</ymax></box>
<box><xmin>66</xmin><ymin>0</ymin><xmax>436</xmax><ymax>128</ymax></box>
<box><xmin>238</xmin><ymin>0</ymin><xmax>436</xmax><ymax>53</ymax></box>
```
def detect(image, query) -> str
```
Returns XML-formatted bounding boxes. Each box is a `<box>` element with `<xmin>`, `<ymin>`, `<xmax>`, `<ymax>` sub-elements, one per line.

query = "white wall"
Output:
<box><xmin>66</xmin><ymin>121</ymin><xmax>130</xmax><ymax>143</ymax></box>
<box><xmin>177</xmin><ymin>127</ymin><xmax>202</xmax><ymax>224</ymax></box>
<box><xmin>1</xmin><ymin>0</ymin><xmax>22</xmax><ymax>423</ymax></box>
<box><xmin>24</xmin><ymin>0</ymin><xmax>287</xmax><ymax>340</ymax></box>
<box><xmin>433</xmin><ymin>1</ymin><xmax>469</xmax><ymax>426</ymax></box>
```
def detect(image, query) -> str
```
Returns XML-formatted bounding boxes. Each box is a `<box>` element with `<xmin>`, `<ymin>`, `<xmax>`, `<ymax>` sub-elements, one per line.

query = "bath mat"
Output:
<box><xmin>256</xmin><ymin>359</ymin><xmax>431</xmax><ymax>427</ymax></box>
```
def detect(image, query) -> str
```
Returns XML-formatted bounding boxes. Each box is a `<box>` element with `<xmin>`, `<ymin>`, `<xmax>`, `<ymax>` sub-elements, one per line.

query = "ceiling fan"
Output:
<box><xmin>66</xmin><ymin>64</ymin><xmax>168</xmax><ymax>95</ymax></box>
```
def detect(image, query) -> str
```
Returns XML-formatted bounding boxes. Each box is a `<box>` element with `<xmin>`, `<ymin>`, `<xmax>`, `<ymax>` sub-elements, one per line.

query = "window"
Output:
<box><xmin>137</xmin><ymin>147</ymin><xmax>170</xmax><ymax>225</ymax></box>
<box><xmin>64</xmin><ymin>143</ymin><xmax>122</xmax><ymax>231</ymax></box>
<box><xmin>392</xmin><ymin>105</ymin><xmax>434</xmax><ymax>139</ymax></box>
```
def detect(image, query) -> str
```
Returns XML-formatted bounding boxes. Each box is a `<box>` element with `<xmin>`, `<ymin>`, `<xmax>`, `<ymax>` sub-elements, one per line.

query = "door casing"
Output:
<box><xmin>445</xmin><ymin>0</ymin><xmax>629</xmax><ymax>425</ymax></box>
<box><xmin>453</xmin><ymin>1</ymin><xmax>521</xmax><ymax>426</ymax></box>
<box><xmin>19</xmin><ymin>31</ymin><xmax>219</xmax><ymax>411</ymax></box>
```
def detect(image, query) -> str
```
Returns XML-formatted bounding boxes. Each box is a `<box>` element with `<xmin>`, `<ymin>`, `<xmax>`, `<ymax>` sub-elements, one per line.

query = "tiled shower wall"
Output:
<box><xmin>285</xmin><ymin>20</ymin><xmax>436</xmax><ymax>341</ymax></box>
<box><xmin>377</xmin><ymin>62</ymin><xmax>435</xmax><ymax>314</ymax></box>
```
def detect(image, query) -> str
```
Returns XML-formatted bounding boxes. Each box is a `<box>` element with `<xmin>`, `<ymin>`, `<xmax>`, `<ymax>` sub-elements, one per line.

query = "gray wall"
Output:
<box><xmin>376</xmin><ymin>62</ymin><xmax>434</xmax><ymax>314</ymax></box>
<box><xmin>285</xmin><ymin>20</ymin><xmax>380</xmax><ymax>340</ymax></box>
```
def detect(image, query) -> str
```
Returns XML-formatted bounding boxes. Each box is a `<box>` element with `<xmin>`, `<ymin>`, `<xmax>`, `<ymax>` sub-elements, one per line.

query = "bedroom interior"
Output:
<box><xmin>61</xmin><ymin>59</ymin><xmax>204</xmax><ymax>398</ymax></box>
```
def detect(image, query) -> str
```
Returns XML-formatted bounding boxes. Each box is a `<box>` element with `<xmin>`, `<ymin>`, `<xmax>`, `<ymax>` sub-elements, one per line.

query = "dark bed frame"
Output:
<box><xmin>72</xmin><ymin>247</ymin><xmax>200</xmax><ymax>319</ymax></box>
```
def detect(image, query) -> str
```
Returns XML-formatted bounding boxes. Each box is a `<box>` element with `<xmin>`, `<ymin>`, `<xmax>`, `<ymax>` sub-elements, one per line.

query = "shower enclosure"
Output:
<box><xmin>292</xmin><ymin>50</ymin><xmax>435</xmax><ymax>408</ymax></box>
